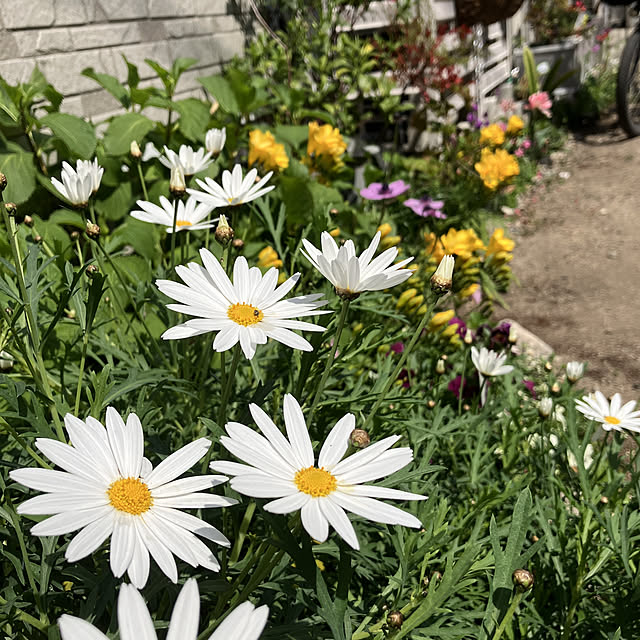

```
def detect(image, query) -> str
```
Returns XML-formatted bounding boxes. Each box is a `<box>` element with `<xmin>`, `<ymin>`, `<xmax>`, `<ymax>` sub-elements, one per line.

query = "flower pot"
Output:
<box><xmin>514</xmin><ymin>35</ymin><xmax>601</xmax><ymax>95</ymax></box>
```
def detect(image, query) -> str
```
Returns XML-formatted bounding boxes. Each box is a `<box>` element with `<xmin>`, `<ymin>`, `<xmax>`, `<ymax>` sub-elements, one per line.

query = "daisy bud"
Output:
<box><xmin>544</xmin><ymin>361</ymin><xmax>553</xmax><ymax>371</ymax></box>
<box><xmin>33</xmin><ymin>234</ymin><xmax>42</xmax><ymax>244</ymax></box>
<box><xmin>512</xmin><ymin>568</ymin><xmax>534</xmax><ymax>592</ymax></box>
<box><xmin>66</xmin><ymin>309</ymin><xmax>76</xmax><ymax>319</ymax></box>
<box><xmin>538</xmin><ymin>397</ymin><xmax>553</xmax><ymax>417</ymax></box>
<box><xmin>205</xmin><ymin>127</ymin><xmax>226</xmax><ymax>155</ymax></box>
<box><xmin>215</xmin><ymin>214</ymin><xmax>234</xmax><ymax>246</ymax></box>
<box><xmin>330</xmin><ymin>207</ymin><xmax>339</xmax><ymax>214</ymax></box>
<box><xmin>86</xmin><ymin>264</ymin><xmax>99</xmax><ymax>278</ymax></box>
<box><xmin>130</xmin><ymin>140</ymin><xmax>142</xmax><ymax>159</ymax></box>
<box><xmin>23</xmin><ymin>215</ymin><xmax>33</xmax><ymax>227</ymax></box>
<box><xmin>508</xmin><ymin>325</ymin><xmax>518</xmax><ymax>343</ymax></box>
<box><xmin>551</xmin><ymin>382</ymin><xmax>560</xmax><ymax>394</ymax></box>
<box><xmin>463</xmin><ymin>403</ymin><xmax>470</xmax><ymax>411</ymax></box>
<box><xmin>231</xmin><ymin>238</ymin><xmax>244</xmax><ymax>250</ymax></box>
<box><xmin>427</xmin><ymin>399</ymin><xmax>436</xmax><ymax>408</ymax></box>
<box><xmin>85</xmin><ymin>222</ymin><xmax>100</xmax><ymax>240</ymax></box>
<box><xmin>430</xmin><ymin>254</ymin><xmax>454</xmax><ymax>294</ymax></box>
<box><xmin>5</xmin><ymin>202</ymin><xmax>16</xmax><ymax>216</ymax></box>
<box><xmin>349</xmin><ymin>428</ymin><xmax>370</xmax><ymax>448</ymax></box>
<box><xmin>5</xmin><ymin>307</ymin><xmax>12</xmax><ymax>315</ymax></box>
<box><xmin>436</xmin><ymin>358</ymin><xmax>446</xmax><ymax>374</ymax></box>
<box><xmin>388</xmin><ymin>611</ymin><xmax>404</xmax><ymax>629</ymax></box>
<box><xmin>170</xmin><ymin>166</ymin><xmax>186</xmax><ymax>198</ymax></box>
<box><xmin>464</xmin><ymin>329</ymin><xmax>473</xmax><ymax>344</ymax></box>
<box><xmin>532</xmin><ymin>534</ymin><xmax>539</xmax><ymax>542</ymax></box>
<box><xmin>0</xmin><ymin>350</ymin><xmax>14</xmax><ymax>370</ymax></box>
<box><xmin>566</xmin><ymin>361</ymin><xmax>584</xmax><ymax>383</ymax></box>
<box><xmin>70</xmin><ymin>230</ymin><xmax>80</xmax><ymax>241</ymax></box>
<box><xmin>0</xmin><ymin>173</ymin><xmax>6</xmax><ymax>191</ymax></box>
<box><xmin>210</xmin><ymin>99</ymin><xmax>219</xmax><ymax>115</ymax></box>
<box><xmin>329</xmin><ymin>228</ymin><xmax>340</xmax><ymax>238</ymax></box>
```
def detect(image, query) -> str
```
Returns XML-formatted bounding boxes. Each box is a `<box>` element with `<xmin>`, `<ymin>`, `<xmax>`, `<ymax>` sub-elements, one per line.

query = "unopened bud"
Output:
<box><xmin>566</xmin><ymin>361</ymin><xmax>584</xmax><ymax>383</ymax></box>
<box><xmin>66</xmin><ymin>309</ymin><xmax>76</xmax><ymax>319</ymax></box>
<box><xmin>330</xmin><ymin>208</ymin><xmax>339</xmax><ymax>215</ymax></box>
<box><xmin>464</xmin><ymin>329</ymin><xmax>473</xmax><ymax>344</ymax></box>
<box><xmin>70</xmin><ymin>230</ymin><xmax>80</xmax><ymax>240</ymax></box>
<box><xmin>387</xmin><ymin>611</ymin><xmax>404</xmax><ymax>629</ymax></box>
<box><xmin>214</xmin><ymin>214</ymin><xmax>234</xmax><ymax>246</ymax></box>
<box><xmin>463</xmin><ymin>403</ymin><xmax>470</xmax><ymax>411</ymax></box>
<box><xmin>544</xmin><ymin>361</ymin><xmax>553</xmax><ymax>371</ymax></box>
<box><xmin>508</xmin><ymin>325</ymin><xmax>518</xmax><ymax>343</ymax></box>
<box><xmin>551</xmin><ymin>382</ymin><xmax>560</xmax><ymax>394</ymax></box>
<box><xmin>531</xmin><ymin>534</ymin><xmax>539</xmax><ymax>543</ymax></box>
<box><xmin>231</xmin><ymin>238</ymin><xmax>244</xmax><ymax>250</ymax></box>
<box><xmin>210</xmin><ymin>100</ymin><xmax>219</xmax><ymax>115</ymax></box>
<box><xmin>512</xmin><ymin>568</ymin><xmax>534</xmax><ymax>591</ymax></box>
<box><xmin>349</xmin><ymin>428</ymin><xmax>370</xmax><ymax>448</ymax></box>
<box><xmin>436</xmin><ymin>358</ymin><xmax>446</xmax><ymax>374</ymax></box>
<box><xmin>0</xmin><ymin>350</ymin><xmax>14</xmax><ymax>370</ymax></box>
<box><xmin>0</xmin><ymin>173</ymin><xmax>6</xmax><ymax>191</ymax></box>
<box><xmin>33</xmin><ymin>234</ymin><xmax>42</xmax><ymax>243</ymax></box>
<box><xmin>86</xmin><ymin>264</ymin><xmax>99</xmax><ymax>278</ymax></box>
<box><xmin>23</xmin><ymin>214</ymin><xmax>33</xmax><ymax>227</ymax></box>
<box><xmin>85</xmin><ymin>222</ymin><xmax>100</xmax><ymax>240</ymax></box>
<box><xmin>538</xmin><ymin>397</ymin><xmax>553</xmax><ymax>417</ymax></box>
<box><xmin>427</xmin><ymin>399</ymin><xmax>436</xmax><ymax>408</ymax></box>
<box><xmin>170</xmin><ymin>166</ymin><xmax>186</xmax><ymax>198</ymax></box>
<box><xmin>130</xmin><ymin>140</ymin><xmax>142</xmax><ymax>159</ymax></box>
<box><xmin>431</xmin><ymin>254</ymin><xmax>454</xmax><ymax>294</ymax></box>
<box><xmin>5</xmin><ymin>202</ymin><xmax>17</xmax><ymax>216</ymax></box>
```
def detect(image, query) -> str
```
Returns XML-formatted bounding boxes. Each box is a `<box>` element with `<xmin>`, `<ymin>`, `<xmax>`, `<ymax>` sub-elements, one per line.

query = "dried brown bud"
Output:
<box><xmin>349</xmin><ymin>428</ymin><xmax>370</xmax><ymax>448</ymax></box>
<box><xmin>531</xmin><ymin>535</ymin><xmax>539</xmax><ymax>543</ymax></box>
<box><xmin>513</xmin><ymin>568</ymin><xmax>534</xmax><ymax>592</ymax></box>
<box><xmin>23</xmin><ymin>214</ymin><xmax>33</xmax><ymax>227</ymax></box>
<box><xmin>5</xmin><ymin>202</ymin><xmax>17</xmax><ymax>216</ymax></box>
<box><xmin>86</xmin><ymin>222</ymin><xmax>100</xmax><ymax>240</ymax></box>
<box><xmin>215</xmin><ymin>214</ymin><xmax>234</xmax><ymax>246</ymax></box>
<box><xmin>0</xmin><ymin>173</ymin><xmax>7</xmax><ymax>191</ymax></box>
<box><xmin>231</xmin><ymin>238</ymin><xmax>244</xmax><ymax>250</ymax></box>
<box><xmin>387</xmin><ymin>611</ymin><xmax>404</xmax><ymax>629</ymax></box>
<box><xmin>86</xmin><ymin>264</ymin><xmax>99</xmax><ymax>278</ymax></box>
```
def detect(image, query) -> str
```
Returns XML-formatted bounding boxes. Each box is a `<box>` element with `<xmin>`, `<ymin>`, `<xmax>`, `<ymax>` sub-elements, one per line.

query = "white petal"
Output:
<box><xmin>127</xmin><ymin>528</ymin><xmax>151</xmax><ymax>589</ymax></box>
<box><xmin>318</xmin><ymin>414</ymin><xmax>355</xmax><ymax>469</ymax></box>
<box><xmin>167</xmin><ymin>579</ymin><xmax>199</xmax><ymax>640</ymax></box>
<box><xmin>229</xmin><ymin>474</ymin><xmax>297</xmax><ymax>498</ymax></box>
<box><xmin>300</xmin><ymin>500</ymin><xmax>329</xmax><ymax>542</ymax></box>
<box><xmin>151</xmin><ymin>475</ymin><xmax>227</xmax><ymax>498</ymax></box>
<box><xmin>337</xmin><ymin>448</ymin><xmax>414</xmax><ymax>485</ymax></box>
<box><xmin>145</xmin><ymin>438</ymin><xmax>211</xmax><ymax>489</ymax></box>
<box><xmin>319</xmin><ymin>497</ymin><xmax>359</xmax><ymax>549</ymax></box>
<box><xmin>117</xmin><ymin>583</ymin><xmax>157</xmax><ymax>640</ymax></box>
<box><xmin>135</xmin><ymin>518</ymin><xmax>178</xmax><ymax>584</ymax></box>
<box><xmin>331</xmin><ymin>493</ymin><xmax>422</xmax><ymax>528</ymax></box>
<box><xmin>110</xmin><ymin>516</ymin><xmax>136</xmax><ymax>577</ymax></box>
<box><xmin>31</xmin><ymin>506</ymin><xmax>111</xmax><ymax>536</ymax></box>
<box><xmin>58</xmin><ymin>615</ymin><xmax>110</xmax><ymax>640</ymax></box>
<box><xmin>65</xmin><ymin>513</ymin><xmax>115</xmax><ymax>562</ymax></box>
<box><xmin>283</xmin><ymin>394</ymin><xmax>314</xmax><ymax>468</ymax></box>
<box><xmin>209</xmin><ymin>601</ymin><xmax>269</xmax><ymax>640</ymax></box>
<box><xmin>264</xmin><ymin>491</ymin><xmax>310</xmax><ymax>514</ymax></box>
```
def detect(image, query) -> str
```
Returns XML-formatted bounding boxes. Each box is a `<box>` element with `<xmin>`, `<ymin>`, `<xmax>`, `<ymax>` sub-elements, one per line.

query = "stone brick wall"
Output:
<box><xmin>0</xmin><ymin>0</ymin><xmax>255</xmax><ymax>119</ymax></box>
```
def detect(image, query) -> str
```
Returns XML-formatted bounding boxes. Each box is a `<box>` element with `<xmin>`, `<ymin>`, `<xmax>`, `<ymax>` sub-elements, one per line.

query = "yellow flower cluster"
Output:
<box><xmin>479</xmin><ymin>123</ymin><xmax>505</xmax><ymax>146</ymax></box>
<box><xmin>486</xmin><ymin>228</ymin><xmax>515</xmax><ymax>261</ymax></box>
<box><xmin>506</xmin><ymin>115</ymin><xmax>524</xmax><ymax>135</ymax></box>
<box><xmin>307</xmin><ymin>122</ymin><xmax>347</xmax><ymax>169</ymax></box>
<box><xmin>377</xmin><ymin>222</ymin><xmax>401</xmax><ymax>250</ymax></box>
<box><xmin>249</xmin><ymin>129</ymin><xmax>289</xmax><ymax>172</ymax></box>
<box><xmin>256</xmin><ymin>246</ymin><xmax>283</xmax><ymax>269</ymax></box>
<box><xmin>474</xmin><ymin>148</ymin><xmax>520</xmax><ymax>190</ymax></box>
<box><xmin>424</xmin><ymin>228</ymin><xmax>485</xmax><ymax>263</ymax></box>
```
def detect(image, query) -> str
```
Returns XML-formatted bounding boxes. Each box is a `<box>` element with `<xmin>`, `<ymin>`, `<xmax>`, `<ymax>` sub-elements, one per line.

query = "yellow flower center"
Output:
<box><xmin>604</xmin><ymin>415</ymin><xmax>621</xmax><ymax>425</ymax></box>
<box><xmin>294</xmin><ymin>466</ymin><xmax>337</xmax><ymax>497</ymax></box>
<box><xmin>108</xmin><ymin>477</ymin><xmax>152</xmax><ymax>515</ymax></box>
<box><xmin>227</xmin><ymin>302</ymin><xmax>264</xmax><ymax>326</ymax></box>
<box><xmin>175</xmin><ymin>220</ymin><xmax>192</xmax><ymax>227</ymax></box>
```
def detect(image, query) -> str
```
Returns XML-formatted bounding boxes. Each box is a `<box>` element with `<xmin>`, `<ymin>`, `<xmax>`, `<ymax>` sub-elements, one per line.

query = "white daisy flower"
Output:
<box><xmin>160</xmin><ymin>144</ymin><xmax>213</xmax><ymax>176</ymax></box>
<box><xmin>301</xmin><ymin>231</ymin><xmax>414</xmax><ymax>299</ymax></box>
<box><xmin>470</xmin><ymin>346</ymin><xmax>514</xmax><ymax>405</ymax></box>
<box><xmin>575</xmin><ymin>391</ymin><xmax>640</xmax><ymax>433</ymax></box>
<box><xmin>76</xmin><ymin>158</ymin><xmax>103</xmax><ymax>194</ymax></box>
<box><xmin>130</xmin><ymin>196</ymin><xmax>216</xmax><ymax>233</ymax></box>
<box><xmin>9</xmin><ymin>408</ymin><xmax>236</xmax><ymax>588</ymax></box>
<box><xmin>156</xmin><ymin>250</ymin><xmax>330</xmax><ymax>360</ymax></box>
<box><xmin>188</xmin><ymin>164</ymin><xmax>275</xmax><ymax>207</ymax></box>
<box><xmin>210</xmin><ymin>394</ymin><xmax>426</xmax><ymax>550</ymax></box>
<box><xmin>51</xmin><ymin>160</ymin><xmax>99</xmax><ymax>207</ymax></box>
<box><xmin>142</xmin><ymin>142</ymin><xmax>162</xmax><ymax>162</ymax></box>
<box><xmin>566</xmin><ymin>361</ymin><xmax>585</xmax><ymax>382</ymax></box>
<box><xmin>59</xmin><ymin>579</ymin><xmax>268</xmax><ymax>640</ymax></box>
<box><xmin>567</xmin><ymin>444</ymin><xmax>594</xmax><ymax>472</ymax></box>
<box><xmin>206</xmin><ymin>127</ymin><xmax>227</xmax><ymax>154</ymax></box>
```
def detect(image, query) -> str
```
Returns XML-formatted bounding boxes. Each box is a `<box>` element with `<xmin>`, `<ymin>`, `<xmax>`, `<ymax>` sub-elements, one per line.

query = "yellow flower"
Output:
<box><xmin>429</xmin><ymin>309</ymin><xmax>455</xmax><ymax>330</ymax></box>
<box><xmin>381</xmin><ymin>234</ymin><xmax>401</xmax><ymax>249</ymax></box>
<box><xmin>257</xmin><ymin>246</ymin><xmax>283</xmax><ymax>269</ymax></box>
<box><xmin>474</xmin><ymin>148</ymin><xmax>520</xmax><ymax>190</ymax></box>
<box><xmin>377</xmin><ymin>222</ymin><xmax>392</xmax><ymax>238</ymax></box>
<box><xmin>440</xmin><ymin>228</ymin><xmax>485</xmax><ymax>260</ymax></box>
<box><xmin>459</xmin><ymin>283</ymin><xmax>479</xmax><ymax>298</ymax></box>
<box><xmin>62</xmin><ymin>581</ymin><xmax>74</xmax><ymax>591</ymax></box>
<box><xmin>249</xmin><ymin>129</ymin><xmax>289</xmax><ymax>171</ymax></box>
<box><xmin>480</xmin><ymin>123</ymin><xmax>506</xmax><ymax>146</ymax></box>
<box><xmin>396</xmin><ymin>288</ymin><xmax>418</xmax><ymax>310</ymax></box>
<box><xmin>506</xmin><ymin>115</ymin><xmax>524</xmax><ymax>135</ymax></box>
<box><xmin>329</xmin><ymin>228</ymin><xmax>341</xmax><ymax>238</ymax></box>
<box><xmin>486</xmin><ymin>228</ymin><xmax>515</xmax><ymax>256</ymax></box>
<box><xmin>307</xmin><ymin>121</ymin><xmax>347</xmax><ymax>164</ymax></box>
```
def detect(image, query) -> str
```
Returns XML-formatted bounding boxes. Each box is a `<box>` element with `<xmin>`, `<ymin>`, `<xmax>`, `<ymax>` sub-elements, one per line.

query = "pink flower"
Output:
<box><xmin>515</xmin><ymin>148</ymin><xmax>524</xmax><ymax>158</ymax></box>
<box><xmin>522</xmin><ymin>139</ymin><xmax>531</xmax><ymax>149</ymax></box>
<box><xmin>360</xmin><ymin>180</ymin><xmax>410</xmax><ymax>201</ymax></box>
<box><xmin>528</xmin><ymin>91</ymin><xmax>552</xmax><ymax>118</ymax></box>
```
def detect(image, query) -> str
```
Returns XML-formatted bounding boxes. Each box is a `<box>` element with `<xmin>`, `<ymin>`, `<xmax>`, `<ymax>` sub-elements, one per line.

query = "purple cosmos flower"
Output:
<box><xmin>360</xmin><ymin>180</ymin><xmax>410</xmax><ymax>201</ymax></box>
<box><xmin>404</xmin><ymin>197</ymin><xmax>446</xmax><ymax>219</ymax></box>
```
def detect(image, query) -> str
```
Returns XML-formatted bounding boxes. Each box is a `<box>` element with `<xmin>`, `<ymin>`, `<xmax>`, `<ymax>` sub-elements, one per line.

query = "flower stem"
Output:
<box><xmin>307</xmin><ymin>298</ymin><xmax>350</xmax><ymax>419</ymax></box>
<box><xmin>229</xmin><ymin>501</ymin><xmax>256</xmax><ymax>564</ymax></box>
<box><xmin>0</xmin><ymin>417</ymin><xmax>50</xmax><ymax>468</ymax></box>
<box><xmin>136</xmin><ymin>159</ymin><xmax>149</xmax><ymax>201</ymax></box>
<box><xmin>491</xmin><ymin>591</ymin><xmax>524</xmax><ymax>640</ymax></box>
<box><xmin>74</xmin><ymin>328</ymin><xmax>90</xmax><ymax>415</ymax></box>
<box><xmin>362</xmin><ymin>294</ymin><xmax>437</xmax><ymax>431</ymax></box>
<box><xmin>170</xmin><ymin>200</ymin><xmax>178</xmax><ymax>272</ymax></box>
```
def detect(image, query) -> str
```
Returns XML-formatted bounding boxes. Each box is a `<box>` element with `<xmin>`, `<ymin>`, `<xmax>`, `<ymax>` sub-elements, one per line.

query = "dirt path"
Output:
<box><xmin>497</xmin><ymin>120</ymin><xmax>640</xmax><ymax>400</ymax></box>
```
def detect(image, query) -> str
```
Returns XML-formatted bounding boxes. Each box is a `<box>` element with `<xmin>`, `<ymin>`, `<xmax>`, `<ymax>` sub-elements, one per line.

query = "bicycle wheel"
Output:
<box><xmin>617</xmin><ymin>28</ymin><xmax>640</xmax><ymax>137</ymax></box>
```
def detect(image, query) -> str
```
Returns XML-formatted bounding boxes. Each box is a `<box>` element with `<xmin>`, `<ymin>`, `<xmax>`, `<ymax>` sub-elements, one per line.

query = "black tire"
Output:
<box><xmin>617</xmin><ymin>28</ymin><xmax>640</xmax><ymax>137</ymax></box>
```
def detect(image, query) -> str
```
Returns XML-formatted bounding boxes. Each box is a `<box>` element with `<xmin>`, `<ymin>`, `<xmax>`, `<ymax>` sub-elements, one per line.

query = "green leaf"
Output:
<box><xmin>81</xmin><ymin>68</ymin><xmax>130</xmax><ymax>108</ymax></box>
<box><xmin>523</xmin><ymin>46</ymin><xmax>538</xmax><ymax>94</ymax></box>
<box><xmin>273</xmin><ymin>124</ymin><xmax>309</xmax><ymax>149</ymax></box>
<box><xmin>95</xmin><ymin>180</ymin><xmax>133</xmax><ymax>222</ymax></box>
<box><xmin>227</xmin><ymin>67</ymin><xmax>257</xmax><ymax>114</ymax></box>
<box><xmin>103</xmin><ymin>113</ymin><xmax>155</xmax><ymax>156</ymax></box>
<box><xmin>173</xmin><ymin>98</ymin><xmax>210</xmax><ymax>142</ymax></box>
<box><xmin>39</xmin><ymin>112</ymin><xmax>97</xmax><ymax>158</ymax></box>
<box><xmin>145</xmin><ymin>59</ymin><xmax>172</xmax><ymax>93</ymax></box>
<box><xmin>121</xmin><ymin>54</ymin><xmax>140</xmax><ymax>89</ymax></box>
<box><xmin>279</xmin><ymin>176</ymin><xmax>313</xmax><ymax>225</ymax></box>
<box><xmin>0</xmin><ymin>152</ymin><xmax>37</xmax><ymax>203</ymax></box>
<box><xmin>171</xmin><ymin>57</ymin><xmax>198</xmax><ymax>79</ymax></box>
<box><xmin>198</xmin><ymin>75</ymin><xmax>239</xmax><ymax>115</ymax></box>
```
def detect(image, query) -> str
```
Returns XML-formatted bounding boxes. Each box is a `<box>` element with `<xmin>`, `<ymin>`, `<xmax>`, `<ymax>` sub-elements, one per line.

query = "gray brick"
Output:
<box><xmin>138</xmin><ymin>20</ymin><xmax>168</xmax><ymax>42</ymax></box>
<box><xmin>212</xmin><ymin>30</ymin><xmax>245</xmax><ymax>63</ymax></box>
<box><xmin>148</xmin><ymin>0</ymin><xmax>195</xmax><ymax>17</ymax></box>
<box><xmin>115</xmin><ymin>41</ymin><xmax>171</xmax><ymax>79</ymax></box>
<box><xmin>0</xmin><ymin>32</ymin><xmax>18</xmax><ymax>61</ymax></box>
<box><xmin>36</xmin><ymin>49</ymin><xmax>118</xmax><ymax>94</ymax></box>
<box><xmin>54</xmin><ymin>0</ymin><xmax>88</xmax><ymax>25</ymax></box>
<box><xmin>164</xmin><ymin>17</ymin><xmax>213</xmax><ymax>38</ymax></box>
<box><xmin>0</xmin><ymin>58</ymin><xmax>35</xmax><ymax>85</ymax></box>
<box><xmin>0</xmin><ymin>0</ymin><xmax>55</xmax><ymax>28</ymax></box>
<box><xmin>191</xmin><ymin>0</ymin><xmax>227</xmax><ymax>16</ymax></box>
<box><xmin>211</xmin><ymin>15</ymin><xmax>241</xmax><ymax>32</ymax></box>
<box><xmin>70</xmin><ymin>22</ymin><xmax>140</xmax><ymax>50</ymax></box>
<box><xmin>15</xmin><ymin>28</ymin><xmax>74</xmax><ymax>56</ymax></box>
<box><xmin>81</xmin><ymin>88</ymin><xmax>122</xmax><ymax>117</ymax></box>
<box><xmin>97</xmin><ymin>0</ymin><xmax>147</xmax><ymax>20</ymax></box>
<box><xmin>59</xmin><ymin>94</ymin><xmax>84</xmax><ymax>116</ymax></box>
<box><xmin>168</xmin><ymin>34</ymin><xmax>220</xmax><ymax>68</ymax></box>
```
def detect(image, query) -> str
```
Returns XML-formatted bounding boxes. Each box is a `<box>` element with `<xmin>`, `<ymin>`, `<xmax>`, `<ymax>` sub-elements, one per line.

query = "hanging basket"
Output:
<box><xmin>455</xmin><ymin>0</ymin><xmax>526</xmax><ymax>25</ymax></box>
